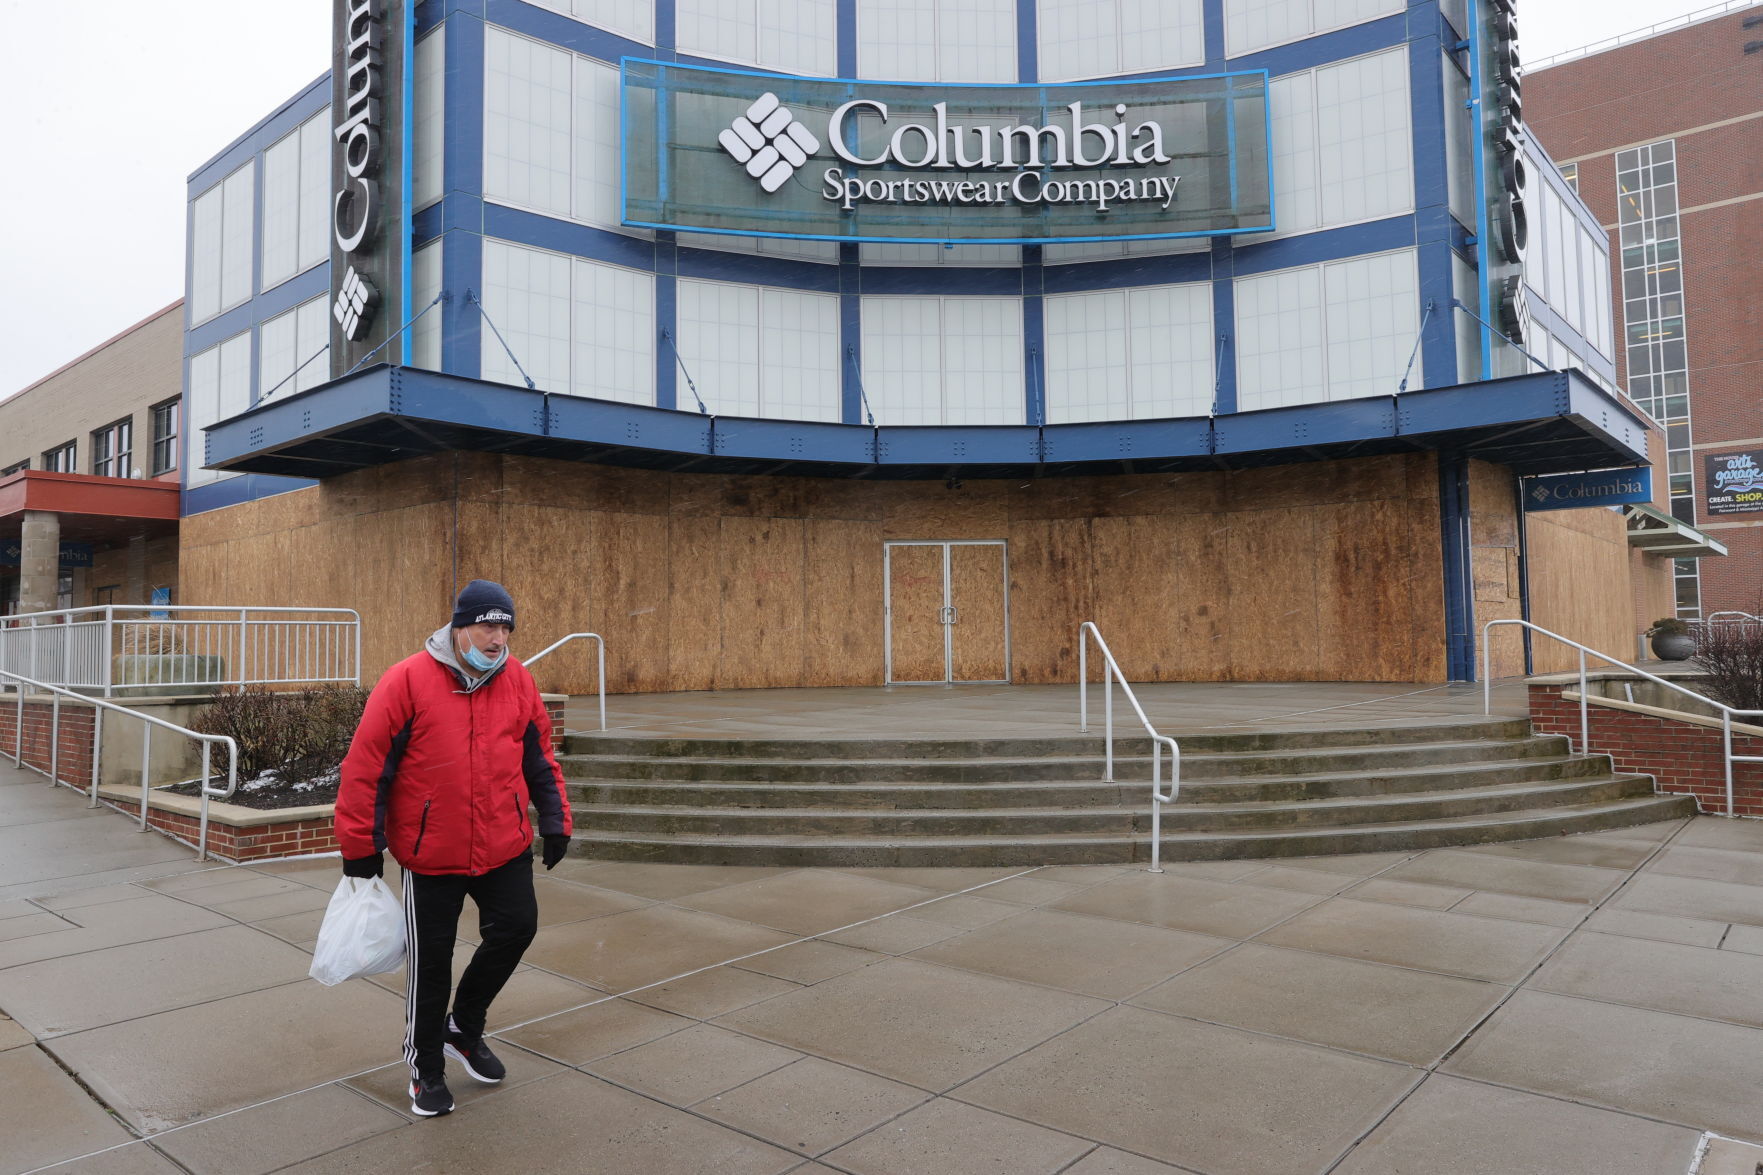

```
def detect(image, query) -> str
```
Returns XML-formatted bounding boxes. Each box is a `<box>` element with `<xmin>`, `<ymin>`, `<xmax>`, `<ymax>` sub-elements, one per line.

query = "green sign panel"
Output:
<box><xmin>621</xmin><ymin>59</ymin><xmax>1274</xmax><ymax>246</ymax></box>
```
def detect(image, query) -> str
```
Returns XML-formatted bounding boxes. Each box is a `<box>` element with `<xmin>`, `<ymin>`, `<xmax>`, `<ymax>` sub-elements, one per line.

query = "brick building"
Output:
<box><xmin>1529</xmin><ymin>3</ymin><xmax>1763</xmax><ymax>619</ymax></box>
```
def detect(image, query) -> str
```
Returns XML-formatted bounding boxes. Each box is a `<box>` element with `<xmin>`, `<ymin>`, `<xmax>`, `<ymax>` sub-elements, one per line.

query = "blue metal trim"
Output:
<box><xmin>1041</xmin><ymin>248</ymin><xmax>1212</xmax><ymax>293</ymax></box>
<box><xmin>654</xmin><ymin>235</ymin><xmax>678</xmax><ymax>411</ymax></box>
<box><xmin>441</xmin><ymin>229</ymin><xmax>484</xmax><ymax>377</ymax></box>
<box><xmin>677</xmin><ymin>245</ymin><xmax>841</xmax><ymax>291</ymax></box>
<box><xmin>837</xmin><ymin>0</ymin><xmax>858</xmax><ymax>76</ymax></box>
<box><xmin>1015</xmin><ymin>0</ymin><xmax>1037</xmax><ymax>83</ymax></box>
<box><xmin>839</xmin><ymin>243</ymin><xmax>862</xmax><ymax>423</ymax></box>
<box><xmin>484</xmin><ymin>204</ymin><xmax>659</xmax><ymax>271</ymax></box>
<box><xmin>656</xmin><ymin>0</ymin><xmax>674</xmax><ymax>51</ymax></box>
<box><xmin>1202</xmin><ymin>0</ymin><xmax>1227</xmax><ymax>66</ymax></box>
<box><xmin>1464</xmin><ymin>0</ymin><xmax>1493</xmax><ymax>378</ymax></box>
<box><xmin>484</xmin><ymin>0</ymin><xmax>653</xmax><ymax>60</ymax></box>
<box><xmin>714</xmin><ymin>415</ymin><xmax>880</xmax><ymax>463</ymax></box>
<box><xmin>403</xmin><ymin>3</ymin><xmax>417</xmax><ymax>366</ymax></box>
<box><xmin>876</xmin><ymin>425</ymin><xmax>1042</xmax><ymax>466</ymax></box>
<box><xmin>1209</xmin><ymin>237</ymin><xmax>1237</xmax><ymax>414</ymax></box>
<box><xmin>182</xmin><ymin>473</ymin><xmax>318</xmax><ymax>518</ymax></box>
<box><xmin>1229</xmin><ymin>215</ymin><xmax>1419</xmax><ymax>275</ymax></box>
<box><xmin>1225</xmin><ymin>11</ymin><xmax>1406</xmax><ymax>72</ymax></box>
<box><xmin>1022</xmin><ymin>243</ymin><xmax>1045</xmax><ymax>427</ymax></box>
<box><xmin>446</xmin><ymin>13</ymin><xmax>486</xmax><ymax>198</ymax></box>
<box><xmin>1438</xmin><ymin>448</ymin><xmax>1475</xmax><ymax>680</ymax></box>
<box><xmin>551</xmin><ymin>391</ymin><xmax>711</xmax><ymax>451</ymax></box>
<box><xmin>414</xmin><ymin>202</ymin><xmax>446</xmax><ymax>245</ymax></box>
<box><xmin>627</xmin><ymin>52</ymin><xmax>1265</xmax><ymax>90</ymax></box>
<box><xmin>857</xmin><ymin>266</ymin><xmax>1026</xmax><ymax>296</ymax></box>
<box><xmin>626</xmin><ymin>219</ymin><xmax>1277</xmax><ymax>250</ymax></box>
<box><xmin>1043</xmin><ymin>417</ymin><xmax>1212</xmax><ymax>463</ymax></box>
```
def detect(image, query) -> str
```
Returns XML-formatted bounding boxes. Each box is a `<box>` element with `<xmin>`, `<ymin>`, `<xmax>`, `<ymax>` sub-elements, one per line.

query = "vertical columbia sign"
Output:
<box><xmin>329</xmin><ymin>0</ymin><xmax>406</xmax><ymax>376</ymax></box>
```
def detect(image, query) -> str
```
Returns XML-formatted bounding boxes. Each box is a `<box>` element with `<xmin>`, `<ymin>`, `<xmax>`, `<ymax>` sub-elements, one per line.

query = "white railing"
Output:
<box><xmin>1</xmin><ymin>669</ymin><xmax>238</xmax><ymax>862</ymax></box>
<box><xmin>1077</xmin><ymin>622</ymin><xmax>1182</xmax><ymax>873</ymax></box>
<box><xmin>1528</xmin><ymin>0</ymin><xmax>1760</xmax><ymax>71</ymax></box>
<box><xmin>0</xmin><ymin>606</ymin><xmax>361</xmax><ymax>696</ymax></box>
<box><xmin>1482</xmin><ymin>618</ymin><xmax>1763</xmax><ymax>817</ymax></box>
<box><xmin>524</xmin><ymin>632</ymin><xmax>606</xmax><ymax>731</ymax></box>
<box><xmin>1706</xmin><ymin>611</ymin><xmax>1763</xmax><ymax>624</ymax></box>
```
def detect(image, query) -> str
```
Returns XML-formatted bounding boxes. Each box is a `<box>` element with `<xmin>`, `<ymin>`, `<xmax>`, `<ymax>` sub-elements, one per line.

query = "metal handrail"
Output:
<box><xmin>0</xmin><ymin>669</ymin><xmax>238</xmax><ymax>861</ymax></box>
<box><xmin>1482</xmin><ymin>618</ymin><xmax>1763</xmax><ymax>816</ymax></box>
<box><xmin>1077</xmin><ymin>622</ymin><xmax>1182</xmax><ymax>873</ymax></box>
<box><xmin>523</xmin><ymin>632</ymin><xmax>607</xmax><ymax>731</ymax></box>
<box><xmin>1705</xmin><ymin>611</ymin><xmax>1763</xmax><ymax>623</ymax></box>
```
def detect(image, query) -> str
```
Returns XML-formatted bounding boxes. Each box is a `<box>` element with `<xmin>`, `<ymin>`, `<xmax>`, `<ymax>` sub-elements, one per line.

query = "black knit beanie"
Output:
<box><xmin>452</xmin><ymin>579</ymin><xmax>516</xmax><ymax>630</ymax></box>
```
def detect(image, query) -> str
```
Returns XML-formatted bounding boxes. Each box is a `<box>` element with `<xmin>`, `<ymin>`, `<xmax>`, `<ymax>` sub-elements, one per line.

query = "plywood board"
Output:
<box><xmin>1086</xmin><ymin>516</ymin><xmax>1179</xmax><ymax>681</ymax></box>
<box><xmin>501</xmin><ymin>504</ymin><xmax>597</xmax><ymax>695</ymax></box>
<box><xmin>1526</xmin><ymin>513</ymin><xmax>1637</xmax><ymax>673</ymax></box>
<box><xmin>880</xmin><ymin>481</ymin><xmax>1010</xmax><ymax>540</ymax></box>
<box><xmin>1223</xmin><ymin>508</ymin><xmax>1320</xmax><ymax>680</ymax></box>
<box><xmin>803</xmin><ymin>520</ymin><xmax>885</xmax><ymax>687</ymax></box>
<box><xmin>588</xmin><ymin>511</ymin><xmax>672</xmax><ymax>693</ymax></box>
<box><xmin>1315</xmin><ymin>499</ymin><xmax>1429</xmax><ymax>681</ymax></box>
<box><xmin>718</xmin><ymin>516</ymin><xmax>806</xmax><ymax>689</ymax></box>
<box><xmin>667</xmin><ymin>515</ymin><xmax>723</xmax><ymax>692</ymax></box>
<box><xmin>949</xmin><ymin>543</ymin><xmax>1008</xmax><ymax>682</ymax></box>
<box><xmin>1005</xmin><ymin>518</ymin><xmax>1093</xmax><ymax>683</ymax></box>
<box><xmin>886</xmin><ymin>543</ymin><xmax>946</xmax><ymax>683</ymax></box>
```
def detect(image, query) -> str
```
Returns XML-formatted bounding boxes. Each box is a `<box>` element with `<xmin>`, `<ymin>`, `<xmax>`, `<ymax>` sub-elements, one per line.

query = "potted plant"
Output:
<box><xmin>1647</xmin><ymin>617</ymin><xmax>1696</xmax><ymax>661</ymax></box>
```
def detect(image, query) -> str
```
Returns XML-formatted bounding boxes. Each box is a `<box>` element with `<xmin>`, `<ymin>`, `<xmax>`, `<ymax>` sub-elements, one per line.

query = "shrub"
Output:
<box><xmin>190</xmin><ymin>685</ymin><xmax>369</xmax><ymax>782</ymax></box>
<box><xmin>1695</xmin><ymin>620</ymin><xmax>1763</xmax><ymax>715</ymax></box>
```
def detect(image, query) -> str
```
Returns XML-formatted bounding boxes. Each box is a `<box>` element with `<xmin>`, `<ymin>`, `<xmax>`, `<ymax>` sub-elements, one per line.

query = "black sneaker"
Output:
<box><xmin>409</xmin><ymin>1072</ymin><xmax>454</xmax><ymax>1117</ymax></box>
<box><xmin>444</xmin><ymin>1018</ymin><xmax>506</xmax><ymax>1084</ymax></box>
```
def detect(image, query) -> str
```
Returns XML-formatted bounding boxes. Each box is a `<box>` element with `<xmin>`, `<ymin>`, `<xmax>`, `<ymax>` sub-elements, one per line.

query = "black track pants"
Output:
<box><xmin>400</xmin><ymin>850</ymin><xmax>538</xmax><ymax>1080</ymax></box>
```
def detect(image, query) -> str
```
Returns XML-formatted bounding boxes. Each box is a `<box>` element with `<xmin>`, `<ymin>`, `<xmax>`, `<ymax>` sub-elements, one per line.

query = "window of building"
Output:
<box><xmin>42</xmin><ymin>442</ymin><xmax>76</xmax><ymax>473</ymax></box>
<box><xmin>482</xmin><ymin>29</ymin><xmax>645</xmax><ymax>235</ymax></box>
<box><xmin>1559</xmin><ymin>161</ymin><xmax>1579</xmax><ymax>194</ymax></box>
<box><xmin>259</xmin><ymin>109</ymin><xmax>331</xmax><ymax>291</ymax></box>
<box><xmin>411</xmin><ymin>241</ymin><xmax>444</xmax><ymax>371</ymax></box>
<box><xmin>0</xmin><ymin>461</ymin><xmax>27</xmax><ymax>476</ymax></box>
<box><xmin>186</xmin><ymin>332</ymin><xmax>252</xmax><ymax>486</ymax></box>
<box><xmin>860</xmin><ymin>0</ymin><xmax>1015</xmax><ymax>82</ymax></box>
<box><xmin>861</xmin><ymin>296</ymin><xmax>1023</xmax><ymax>425</ymax></box>
<box><xmin>1235</xmin><ymin>249</ymin><xmax>1420</xmax><ymax>410</ymax></box>
<box><xmin>1249</xmin><ymin>47</ymin><xmax>1412</xmax><ymax>241</ymax></box>
<box><xmin>258</xmin><ymin>297</ymin><xmax>331</xmax><ymax>401</ymax></box>
<box><xmin>1224</xmin><ymin>0</ymin><xmax>1402</xmax><ymax>57</ymax></box>
<box><xmin>681</xmin><ymin>0</ymin><xmax>835</xmax><ymax>75</ymax></box>
<box><xmin>150</xmin><ymin>399</ymin><xmax>180</xmax><ymax>475</ymax></box>
<box><xmin>413</xmin><ymin>28</ymin><xmax>446</xmax><ymax>208</ymax></box>
<box><xmin>1044</xmin><ymin>283</ymin><xmax>1213</xmax><ymax>422</ymax></box>
<box><xmin>679</xmin><ymin>279</ymin><xmax>841</xmax><ymax>421</ymax></box>
<box><xmin>479</xmin><ymin>239</ymin><xmax>656</xmax><ymax>405</ymax></box>
<box><xmin>1038</xmin><ymin>0</ymin><xmax>1204</xmax><ymax>81</ymax></box>
<box><xmin>92</xmin><ymin>419</ymin><xmax>133</xmax><ymax>479</ymax></box>
<box><xmin>189</xmin><ymin>161</ymin><xmax>255</xmax><ymax>324</ymax></box>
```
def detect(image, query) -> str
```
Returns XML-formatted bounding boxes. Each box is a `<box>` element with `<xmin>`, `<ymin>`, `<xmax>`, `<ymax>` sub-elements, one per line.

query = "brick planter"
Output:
<box><xmin>0</xmin><ymin>698</ymin><xmax>96</xmax><ymax>787</ymax></box>
<box><xmin>1529</xmin><ymin>682</ymin><xmax>1763</xmax><ymax>816</ymax></box>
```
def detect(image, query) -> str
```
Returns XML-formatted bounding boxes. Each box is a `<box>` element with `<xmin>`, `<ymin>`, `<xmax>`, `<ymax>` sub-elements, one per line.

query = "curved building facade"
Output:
<box><xmin>179</xmin><ymin>0</ymin><xmax>1684</xmax><ymax>691</ymax></box>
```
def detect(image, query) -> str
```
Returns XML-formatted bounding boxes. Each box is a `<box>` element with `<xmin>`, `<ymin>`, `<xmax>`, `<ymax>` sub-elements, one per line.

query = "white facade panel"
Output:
<box><xmin>862</xmin><ymin>296</ymin><xmax>1023</xmax><ymax>425</ymax></box>
<box><xmin>1046</xmin><ymin>283</ymin><xmax>1212</xmax><ymax>422</ymax></box>
<box><xmin>573</xmin><ymin>258</ymin><xmax>655</xmax><ymax>405</ymax></box>
<box><xmin>680</xmin><ymin>280</ymin><xmax>839</xmax><ymax>420</ymax></box>
<box><xmin>413</xmin><ymin>27</ymin><xmax>447</xmax><ymax>209</ymax></box>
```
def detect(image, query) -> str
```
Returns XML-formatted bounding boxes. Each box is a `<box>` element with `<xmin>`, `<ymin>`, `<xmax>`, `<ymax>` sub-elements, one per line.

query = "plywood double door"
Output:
<box><xmin>884</xmin><ymin>541</ymin><xmax>1010</xmax><ymax>684</ymax></box>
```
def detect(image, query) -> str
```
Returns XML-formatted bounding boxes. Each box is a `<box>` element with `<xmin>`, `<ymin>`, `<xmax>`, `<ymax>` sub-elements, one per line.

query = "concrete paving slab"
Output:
<box><xmin>138</xmin><ymin>868</ymin><xmax>283</xmax><ymax>898</ymax></box>
<box><xmin>1148</xmin><ymin>859</ymin><xmax>1271</xmax><ymax>880</ymax></box>
<box><xmin>1650</xmin><ymin>845</ymin><xmax>1763</xmax><ymax>888</ymax></box>
<box><xmin>1448</xmin><ymin>891</ymin><xmax>1588</xmax><ymax>926</ymax></box>
<box><xmin>557</xmin><ymin>861</ymin><xmax>795</xmax><ymax>900</ymax></box>
<box><xmin>715</xmin><ymin>957</ymin><xmax>1107</xmax><ymax>1091</ymax></box>
<box><xmin>526</xmin><ymin>876</ymin><xmax>653</xmax><ymax>926</ymax></box>
<box><xmin>623</xmin><ymin>964</ymin><xmax>804</xmax><ymax>1020</ymax></box>
<box><xmin>1276</xmin><ymin>850</ymin><xmax>1418</xmax><ymax>876</ymax></box>
<box><xmin>819</xmin><ymin>1097</ymin><xmax>1093</xmax><ymax>1175</ymax></box>
<box><xmin>1454</xmin><ymin>834</ymin><xmax>1664</xmax><ymax>870</ymax></box>
<box><xmin>31</xmin><ymin>1144</ymin><xmax>184</xmax><ymax>1174</ymax></box>
<box><xmin>1672</xmin><ymin>819</ymin><xmax>1763</xmax><ymax>853</ymax></box>
<box><xmin>0</xmin><ymin>1014</ymin><xmax>33</xmax><ymax>1051</ymax></box>
<box><xmin>694</xmin><ymin>1057</ymin><xmax>930</xmax><ymax>1156</ymax></box>
<box><xmin>44</xmin><ymin>976</ymin><xmax>405</xmax><ymax>1133</ymax></box>
<box><xmin>1382</xmin><ymin>849</ymin><xmax>1625</xmax><ymax>902</ymax></box>
<box><xmin>0</xmin><ymin>924</ymin><xmax>315</xmax><ymax>1037</ymax></box>
<box><xmin>148</xmin><ymin>1084</ymin><xmax>407</xmax><ymax>1175</ymax></box>
<box><xmin>243</xmin><ymin>857</ymin><xmax>343</xmax><ymax>890</ymax></box>
<box><xmin>1010</xmin><ymin>864</ymin><xmax>1135</xmax><ymax>888</ymax></box>
<box><xmin>247</xmin><ymin>906</ymin><xmax>326</xmax><ymax>948</ymax></box>
<box><xmin>906</xmin><ymin>908</ymin><xmax>1233</xmax><ymax>1001</ymax></box>
<box><xmin>1062</xmin><ymin>1147</ymin><xmax>1197</xmax><ymax>1175</ymax></box>
<box><xmin>1129</xmin><ymin>942</ymin><xmax>1507</xmax><ymax>1066</ymax></box>
<box><xmin>0</xmin><ymin>1045</ymin><xmax>138</xmax><ymax>1175</ymax></box>
<box><xmin>34</xmin><ymin>885</ymin><xmax>152</xmax><ymax>911</ymax></box>
<box><xmin>674</xmin><ymin>870</ymin><xmax>941</xmax><ymax>936</ymax></box>
<box><xmin>1442</xmin><ymin>990</ymin><xmax>1763</xmax><ymax>1141</ymax></box>
<box><xmin>1720</xmin><ymin>923</ymin><xmax>1763</xmax><ymax>955</ymax></box>
<box><xmin>1341</xmin><ymin>878</ymin><xmax>1473</xmax><ymax>909</ymax></box>
<box><xmin>346</xmin><ymin>1041</ymin><xmax>567</xmax><ymax>1115</ymax></box>
<box><xmin>819</xmin><ymin>914</ymin><xmax>966</xmax><ymax>955</ymax></box>
<box><xmin>1699</xmin><ymin>1134</ymin><xmax>1763</xmax><ymax>1174</ymax></box>
<box><xmin>903</xmin><ymin>893</ymin><xmax>1029</xmax><ymax>928</ymax></box>
<box><xmin>965</xmin><ymin>874</ymin><xmax>1088</xmax><ymax>906</ymax></box>
<box><xmin>1257</xmin><ymin>898</ymin><xmax>1569</xmax><ymax>983</ymax></box>
<box><xmin>1613</xmin><ymin>872</ymin><xmax>1763</xmax><ymax>927</ymax></box>
<box><xmin>0</xmin><ymin>808</ymin><xmax>194</xmax><ymax>891</ymax></box>
<box><xmin>585</xmin><ymin>1021</ymin><xmax>802</xmax><ymax>1106</ymax></box>
<box><xmin>828</xmin><ymin>866</ymin><xmax>1031</xmax><ymax>892</ymax></box>
<box><xmin>0</xmin><ymin>910</ymin><xmax>73</xmax><ymax>942</ymax></box>
<box><xmin>953</xmin><ymin>1004</ymin><xmax>1416</xmax><ymax>1175</ymax></box>
<box><xmin>499</xmin><ymin>996</ymin><xmax>694</xmax><ymax>1065</ymax></box>
<box><xmin>521</xmin><ymin>904</ymin><xmax>796</xmax><ymax>991</ymax></box>
<box><xmin>1582</xmin><ymin>906</ymin><xmax>1729</xmax><ymax>947</ymax></box>
<box><xmin>736</xmin><ymin>939</ymin><xmax>885</xmax><ymax>984</ymax></box>
<box><xmin>1052</xmin><ymin>872</ymin><xmax>1326</xmax><ymax>938</ymax></box>
<box><xmin>0</xmin><ymin>892</ymin><xmax>233</xmax><ymax>969</ymax></box>
<box><xmin>276</xmin><ymin>1070</ymin><xmax>801</xmax><ymax>1175</ymax></box>
<box><xmin>1234</xmin><ymin>865</ymin><xmax>1357</xmax><ymax>896</ymax></box>
<box><xmin>182</xmin><ymin>883</ymin><xmax>335</xmax><ymax>924</ymax></box>
<box><xmin>1530</xmin><ymin>931</ymin><xmax>1763</xmax><ymax>1028</ymax></box>
<box><xmin>1331</xmin><ymin>1073</ymin><xmax>1699</xmax><ymax>1175</ymax></box>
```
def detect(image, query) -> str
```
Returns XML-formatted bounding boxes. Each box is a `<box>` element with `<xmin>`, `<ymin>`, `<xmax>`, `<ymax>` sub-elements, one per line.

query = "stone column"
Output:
<box><xmin>19</xmin><ymin>510</ymin><xmax>60</xmax><ymax>615</ymax></box>
<box><xmin>125</xmin><ymin>534</ymin><xmax>147</xmax><ymax>604</ymax></box>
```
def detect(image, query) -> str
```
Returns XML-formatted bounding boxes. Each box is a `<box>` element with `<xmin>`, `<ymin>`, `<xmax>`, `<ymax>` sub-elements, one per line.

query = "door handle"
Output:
<box><xmin>947</xmin><ymin>606</ymin><xmax>959</xmax><ymax>625</ymax></box>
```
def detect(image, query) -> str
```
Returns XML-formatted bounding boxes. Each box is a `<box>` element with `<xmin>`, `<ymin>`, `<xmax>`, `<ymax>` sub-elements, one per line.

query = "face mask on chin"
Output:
<box><xmin>462</xmin><ymin>642</ymin><xmax>504</xmax><ymax>672</ymax></box>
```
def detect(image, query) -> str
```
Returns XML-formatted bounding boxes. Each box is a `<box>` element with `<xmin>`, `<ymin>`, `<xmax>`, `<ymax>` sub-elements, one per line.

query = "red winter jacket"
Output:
<box><xmin>334</xmin><ymin>645</ymin><xmax>572</xmax><ymax>876</ymax></box>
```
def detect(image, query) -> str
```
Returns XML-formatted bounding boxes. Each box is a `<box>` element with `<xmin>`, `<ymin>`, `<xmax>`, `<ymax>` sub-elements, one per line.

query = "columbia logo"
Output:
<box><xmin>718</xmin><ymin>93</ymin><xmax>819</xmax><ymax>194</ymax></box>
<box><xmin>1529</xmin><ymin>485</ymin><xmax>1551</xmax><ymax>504</ymax></box>
<box><xmin>334</xmin><ymin>266</ymin><xmax>379</xmax><ymax>340</ymax></box>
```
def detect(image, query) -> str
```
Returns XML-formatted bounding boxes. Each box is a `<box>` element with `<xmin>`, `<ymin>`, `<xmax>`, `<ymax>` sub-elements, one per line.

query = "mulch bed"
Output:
<box><xmin>162</xmin><ymin>767</ymin><xmax>341</xmax><ymax>811</ymax></box>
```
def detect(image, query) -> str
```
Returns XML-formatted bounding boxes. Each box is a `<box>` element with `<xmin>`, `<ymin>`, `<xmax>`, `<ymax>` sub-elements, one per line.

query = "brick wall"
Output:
<box><xmin>0</xmin><ymin>701</ymin><xmax>96</xmax><ymax>788</ymax></box>
<box><xmin>1529</xmin><ymin>683</ymin><xmax>1763</xmax><ymax>815</ymax></box>
<box><xmin>544</xmin><ymin>695</ymin><xmax>565</xmax><ymax>753</ymax></box>
<box><xmin>106</xmin><ymin>795</ymin><xmax>340</xmax><ymax>862</ymax></box>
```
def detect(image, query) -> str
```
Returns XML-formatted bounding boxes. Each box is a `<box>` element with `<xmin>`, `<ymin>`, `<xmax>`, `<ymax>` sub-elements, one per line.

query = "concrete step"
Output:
<box><xmin>573</xmin><ymin>774</ymin><xmax>1660</xmax><ymax>838</ymax></box>
<box><xmin>559</xmin><ymin>735</ymin><xmax>1569</xmax><ymax>785</ymax></box>
<box><xmin>562</xmin><ymin>794</ymin><xmax>1697</xmax><ymax>867</ymax></box>
<box><xmin>562</xmin><ymin>717</ymin><xmax>1533</xmax><ymax>760</ymax></box>
<box><xmin>564</xmin><ymin>752</ymin><xmax>1610</xmax><ymax>811</ymax></box>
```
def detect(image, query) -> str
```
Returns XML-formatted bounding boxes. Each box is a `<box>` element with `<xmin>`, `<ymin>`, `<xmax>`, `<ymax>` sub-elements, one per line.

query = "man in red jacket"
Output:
<box><xmin>334</xmin><ymin>579</ymin><xmax>572</xmax><ymax>1119</ymax></box>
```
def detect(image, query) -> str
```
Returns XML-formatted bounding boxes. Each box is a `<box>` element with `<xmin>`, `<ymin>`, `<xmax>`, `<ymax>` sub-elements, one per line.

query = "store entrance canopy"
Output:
<box><xmin>1624</xmin><ymin>501</ymin><xmax>1729</xmax><ymax>558</ymax></box>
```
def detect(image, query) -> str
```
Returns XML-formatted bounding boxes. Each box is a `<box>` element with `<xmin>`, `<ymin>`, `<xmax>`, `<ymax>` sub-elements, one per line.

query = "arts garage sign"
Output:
<box><xmin>1706</xmin><ymin>450</ymin><xmax>1763</xmax><ymax>516</ymax></box>
<box><xmin>621</xmin><ymin>61</ymin><xmax>1273</xmax><ymax>245</ymax></box>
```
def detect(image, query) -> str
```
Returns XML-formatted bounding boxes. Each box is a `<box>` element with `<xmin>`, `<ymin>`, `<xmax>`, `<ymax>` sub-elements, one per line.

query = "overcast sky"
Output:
<box><xmin>0</xmin><ymin>0</ymin><xmax>1737</xmax><ymax>395</ymax></box>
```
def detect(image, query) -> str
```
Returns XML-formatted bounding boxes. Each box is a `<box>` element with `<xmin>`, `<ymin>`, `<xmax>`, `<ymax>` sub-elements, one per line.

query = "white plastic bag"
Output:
<box><xmin>309</xmin><ymin>876</ymin><xmax>407</xmax><ymax>986</ymax></box>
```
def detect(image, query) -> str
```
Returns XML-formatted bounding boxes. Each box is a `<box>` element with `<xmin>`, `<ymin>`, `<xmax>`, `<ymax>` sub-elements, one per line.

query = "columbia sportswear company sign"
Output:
<box><xmin>622</xmin><ymin>62</ymin><xmax>1274</xmax><ymax>245</ymax></box>
<box><xmin>329</xmin><ymin>0</ymin><xmax>405</xmax><ymax>376</ymax></box>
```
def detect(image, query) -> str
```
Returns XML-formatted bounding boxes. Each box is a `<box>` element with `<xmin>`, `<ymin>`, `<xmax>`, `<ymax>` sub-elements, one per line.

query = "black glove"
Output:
<box><xmin>541</xmin><ymin>834</ymin><xmax>570</xmax><ymax>870</ymax></box>
<box><xmin>342</xmin><ymin>852</ymin><xmax>383</xmax><ymax>879</ymax></box>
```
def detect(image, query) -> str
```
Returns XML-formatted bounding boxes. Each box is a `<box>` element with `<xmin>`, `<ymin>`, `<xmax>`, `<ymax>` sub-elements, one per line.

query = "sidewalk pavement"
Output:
<box><xmin>5</xmin><ymin>760</ymin><xmax>1763</xmax><ymax>1174</ymax></box>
